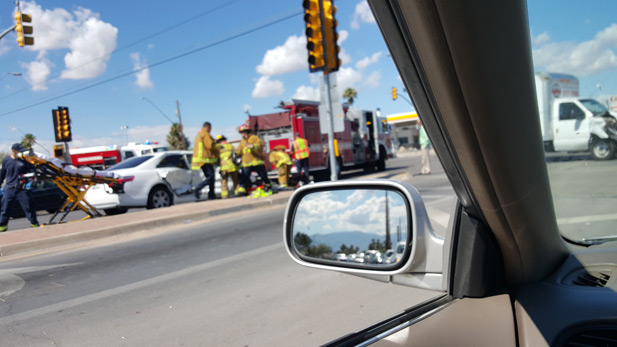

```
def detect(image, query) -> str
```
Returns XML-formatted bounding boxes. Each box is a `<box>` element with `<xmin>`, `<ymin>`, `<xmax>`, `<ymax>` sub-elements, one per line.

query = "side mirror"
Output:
<box><xmin>283</xmin><ymin>180</ymin><xmax>447</xmax><ymax>291</ymax></box>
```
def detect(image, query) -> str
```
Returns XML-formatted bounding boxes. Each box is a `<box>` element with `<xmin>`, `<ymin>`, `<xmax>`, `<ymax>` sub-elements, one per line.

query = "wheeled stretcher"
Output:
<box><xmin>19</xmin><ymin>152</ymin><xmax>127</xmax><ymax>224</ymax></box>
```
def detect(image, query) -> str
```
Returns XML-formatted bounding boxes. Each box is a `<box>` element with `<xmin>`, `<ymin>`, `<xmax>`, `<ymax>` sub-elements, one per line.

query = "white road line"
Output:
<box><xmin>557</xmin><ymin>213</ymin><xmax>617</xmax><ymax>225</ymax></box>
<box><xmin>0</xmin><ymin>243</ymin><xmax>282</xmax><ymax>325</ymax></box>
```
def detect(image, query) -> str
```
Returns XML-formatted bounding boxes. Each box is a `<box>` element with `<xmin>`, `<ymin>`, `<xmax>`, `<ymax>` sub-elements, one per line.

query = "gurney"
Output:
<box><xmin>19</xmin><ymin>152</ymin><xmax>128</xmax><ymax>224</ymax></box>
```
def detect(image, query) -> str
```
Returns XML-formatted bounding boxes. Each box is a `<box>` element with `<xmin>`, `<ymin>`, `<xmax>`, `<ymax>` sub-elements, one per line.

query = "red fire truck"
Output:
<box><xmin>248</xmin><ymin>99</ymin><xmax>392</xmax><ymax>181</ymax></box>
<box><xmin>69</xmin><ymin>142</ymin><xmax>168</xmax><ymax>170</ymax></box>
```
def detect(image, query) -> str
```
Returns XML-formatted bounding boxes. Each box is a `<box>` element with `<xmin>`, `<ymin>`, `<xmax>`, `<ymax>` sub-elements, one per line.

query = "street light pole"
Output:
<box><xmin>176</xmin><ymin>100</ymin><xmax>186</xmax><ymax>150</ymax></box>
<box><xmin>120</xmin><ymin>125</ymin><xmax>129</xmax><ymax>144</ymax></box>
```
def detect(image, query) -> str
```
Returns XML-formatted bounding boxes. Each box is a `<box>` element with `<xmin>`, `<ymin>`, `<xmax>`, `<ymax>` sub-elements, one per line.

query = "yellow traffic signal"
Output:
<box><xmin>303</xmin><ymin>0</ymin><xmax>325</xmax><ymax>72</ymax></box>
<box><xmin>392</xmin><ymin>87</ymin><xmax>397</xmax><ymax>100</ymax></box>
<box><xmin>14</xmin><ymin>12</ymin><xmax>34</xmax><ymax>47</ymax></box>
<box><xmin>323</xmin><ymin>0</ymin><xmax>340</xmax><ymax>73</ymax></box>
<box><xmin>52</xmin><ymin>107</ymin><xmax>72</xmax><ymax>142</ymax></box>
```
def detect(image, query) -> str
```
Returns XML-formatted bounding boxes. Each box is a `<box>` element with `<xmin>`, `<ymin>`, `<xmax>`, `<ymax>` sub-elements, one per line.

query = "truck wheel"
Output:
<box><xmin>147</xmin><ymin>186</ymin><xmax>173</xmax><ymax>209</ymax></box>
<box><xmin>591</xmin><ymin>140</ymin><xmax>615</xmax><ymax>160</ymax></box>
<box><xmin>104</xmin><ymin>207</ymin><xmax>129</xmax><ymax>215</ymax></box>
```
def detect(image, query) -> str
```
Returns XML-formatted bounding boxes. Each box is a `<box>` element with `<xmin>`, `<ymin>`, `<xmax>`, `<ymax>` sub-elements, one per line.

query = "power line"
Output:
<box><xmin>0</xmin><ymin>9</ymin><xmax>303</xmax><ymax>118</ymax></box>
<box><xmin>0</xmin><ymin>0</ymin><xmax>243</xmax><ymax>102</ymax></box>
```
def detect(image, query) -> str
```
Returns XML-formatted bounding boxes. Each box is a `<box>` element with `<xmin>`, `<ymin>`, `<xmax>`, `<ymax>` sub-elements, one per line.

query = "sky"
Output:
<box><xmin>0</xmin><ymin>0</ymin><xmax>616</xmax><ymax>154</ymax></box>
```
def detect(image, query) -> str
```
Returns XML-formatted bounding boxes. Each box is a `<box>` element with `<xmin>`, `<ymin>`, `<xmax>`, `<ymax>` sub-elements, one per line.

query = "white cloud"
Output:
<box><xmin>533</xmin><ymin>24</ymin><xmax>617</xmax><ymax>77</ymax></box>
<box><xmin>532</xmin><ymin>32</ymin><xmax>550</xmax><ymax>46</ymax></box>
<box><xmin>292</xmin><ymin>85</ymin><xmax>319</xmax><ymax>101</ymax></box>
<box><xmin>130</xmin><ymin>52</ymin><xmax>154</xmax><ymax>89</ymax></box>
<box><xmin>20</xmin><ymin>52</ymin><xmax>52</xmax><ymax>91</ymax></box>
<box><xmin>21</xmin><ymin>1</ymin><xmax>118</xmax><ymax>81</ymax></box>
<box><xmin>335</xmin><ymin>67</ymin><xmax>363</xmax><ymax>95</ymax></box>
<box><xmin>364</xmin><ymin>71</ymin><xmax>381</xmax><ymax>88</ymax></box>
<box><xmin>355</xmin><ymin>51</ymin><xmax>382</xmax><ymax>70</ymax></box>
<box><xmin>256</xmin><ymin>35</ymin><xmax>307</xmax><ymax>76</ymax></box>
<box><xmin>351</xmin><ymin>1</ymin><xmax>375</xmax><ymax>29</ymax></box>
<box><xmin>252</xmin><ymin>76</ymin><xmax>284</xmax><ymax>98</ymax></box>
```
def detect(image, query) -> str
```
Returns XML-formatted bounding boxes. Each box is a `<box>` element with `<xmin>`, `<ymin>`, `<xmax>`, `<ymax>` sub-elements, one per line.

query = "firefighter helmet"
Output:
<box><xmin>216</xmin><ymin>134</ymin><xmax>227</xmax><ymax>142</ymax></box>
<box><xmin>238</xmin><ymin>124</ymin><xmax>250</xmax><ymax>133</ymax></box>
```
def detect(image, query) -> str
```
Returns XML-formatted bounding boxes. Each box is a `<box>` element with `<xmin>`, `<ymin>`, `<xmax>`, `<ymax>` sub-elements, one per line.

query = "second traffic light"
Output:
<box><xmin>392</xmin><ymin>87</ymin><xmax>397</xmax><ymax>100</ymax></box>
<box><xmin>322</xmin><ymin>0</ymin><xmax>340</xmax><ymax>73</ymax></box>
<box><xmin>52</xmin><ymin>107</ymin><xmax>72</xmax><ymax>142</ymax></box>
<box><xmin>14</xmin><ymin>11</ymin><xmax>34</xmax><ymax>47</ymax></box>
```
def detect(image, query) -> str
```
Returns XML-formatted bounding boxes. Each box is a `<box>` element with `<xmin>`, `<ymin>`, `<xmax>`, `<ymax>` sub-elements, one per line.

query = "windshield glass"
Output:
<box><xmin>108</xmin><ymin>155</ymin><xmax>153</xmax><ymax>170</ymax></box>
<box><xmin>529</xmin><ymin>2</ymin><xmax>617</xmax><ymax>243</ymax></box>
<box><xmin>580</xmin><ymin>99</ymin><xmax>609</xmax><ymax>116</ymax></box>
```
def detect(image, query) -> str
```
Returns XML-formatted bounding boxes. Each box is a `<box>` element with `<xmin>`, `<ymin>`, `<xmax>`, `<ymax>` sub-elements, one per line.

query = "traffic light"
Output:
<box><xmin>52</xmin><ymin>107</ymin><xmax>72</xmax><ymax>142</ymax></box>
<box><xmin>14</xmin><ymin>12</ymin><xmax>34</xmax><ymax>47</ymax></box>
<box><xmin>392</xmin><ymin>87</ymin><xmax>397</xmax><ymax>100</ymax></box>
<box><xmin>53</xmin><ymin>144</ymin><xmax>65</xmax><ymax>159</ymax></box>
<box><xmin>323</xmin><ymin>0</ymin><xmax>341</xmax><ymax>73</ymax></box>
<box><xmin>303</xmin><ymin>0</ymin><xmax>325</xmax><ymax>72</ymax></box>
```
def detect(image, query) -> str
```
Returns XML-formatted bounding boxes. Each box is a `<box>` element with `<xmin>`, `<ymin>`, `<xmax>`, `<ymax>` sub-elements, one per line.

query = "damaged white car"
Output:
<box><xmin>85</xmin><ymin>151</ymin><xmax>212</xmax><ymax>215</ymax></box>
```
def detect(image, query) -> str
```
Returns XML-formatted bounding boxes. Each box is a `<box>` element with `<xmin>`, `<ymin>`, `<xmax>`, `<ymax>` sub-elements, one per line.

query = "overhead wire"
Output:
<box><xmin>0</xmin><ymin>0</ymin><xmax>243</xmax><ymax>102</ymax></box>
<box><xmin>0</xmin><ymin>8</ymin><xmax>303</xmax><ymax>118</ymax></box>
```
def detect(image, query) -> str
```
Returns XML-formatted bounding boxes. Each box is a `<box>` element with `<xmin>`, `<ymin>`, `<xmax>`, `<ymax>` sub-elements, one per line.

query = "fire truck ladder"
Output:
<box><xmin>21</xmin><ymin>154</ymin><xmax>123</xmax><ymax>224</ymax></box>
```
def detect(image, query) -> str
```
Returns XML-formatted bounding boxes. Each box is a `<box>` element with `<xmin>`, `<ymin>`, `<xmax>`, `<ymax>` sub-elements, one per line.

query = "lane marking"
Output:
<box><xmin>0</xmin><ymin>243</ymin><xmax>282</xmax><ymax>325</ymax></box>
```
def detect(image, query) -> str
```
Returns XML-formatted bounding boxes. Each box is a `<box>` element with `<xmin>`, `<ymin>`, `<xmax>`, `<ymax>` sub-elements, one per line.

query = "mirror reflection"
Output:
<box><xmin>292</xmin><ymin>189</ymin><xmax>410</xmax><ymax>268</ymax></box>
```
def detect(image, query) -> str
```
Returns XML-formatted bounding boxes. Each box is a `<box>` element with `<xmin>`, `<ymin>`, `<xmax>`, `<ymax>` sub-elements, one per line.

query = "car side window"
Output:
<box><xmin>559</xmin><ymin>103</ymin><xmax>585</xmax><ymax>120</ymax></box>
<box><xmin>156</xmin><ymin>155</ymin><xmax>187</xmax><ymax>169</ymax></box>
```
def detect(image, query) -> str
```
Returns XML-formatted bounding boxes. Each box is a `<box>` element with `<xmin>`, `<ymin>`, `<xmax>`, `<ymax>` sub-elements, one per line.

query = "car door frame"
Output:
<box><xmin>317</xmin><ymin>0</ymin><xmax>571</xmax><ymax>345</ymax></box>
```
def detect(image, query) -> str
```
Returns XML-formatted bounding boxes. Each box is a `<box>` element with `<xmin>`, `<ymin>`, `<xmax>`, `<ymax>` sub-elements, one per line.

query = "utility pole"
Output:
<box><xmin>176</xmin><ymin>100</ymin><xmax>185</xmax><ymax>150</ymax></box>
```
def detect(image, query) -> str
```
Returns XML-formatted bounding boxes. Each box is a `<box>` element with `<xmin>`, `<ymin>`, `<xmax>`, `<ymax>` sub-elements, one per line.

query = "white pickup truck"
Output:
<box><xmin>536</xmin><ymin>72</ymin><xmax>617</xmax><ymax>160</ymax></box>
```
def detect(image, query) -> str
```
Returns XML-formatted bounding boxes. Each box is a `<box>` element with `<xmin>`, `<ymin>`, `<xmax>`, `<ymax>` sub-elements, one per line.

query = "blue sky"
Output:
<box><xmin>0</xmin><ymin>0</ymin><xmax>616</xmax><ymax>153</ymax></box>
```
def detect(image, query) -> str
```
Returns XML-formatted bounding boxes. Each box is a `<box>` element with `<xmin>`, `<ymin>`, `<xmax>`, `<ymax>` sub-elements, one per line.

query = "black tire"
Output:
<box><xmin>103</xmin><ymin>207</ymin><xmax>129</xmax><ymax>215</ymax></box>
<box><xmin>147</xmin><ymin>186</ymin><xmax>173</xmax><ymax>209</ymax></box>
<box><xmin>46</xmin><ymin>208</ymin><xmax>58</xmax><ymax>214</ymax></box>
<box><xmin>590</xmin><ymin>140</ymin><xmax>615</xmax><ymax>160</ymax></box>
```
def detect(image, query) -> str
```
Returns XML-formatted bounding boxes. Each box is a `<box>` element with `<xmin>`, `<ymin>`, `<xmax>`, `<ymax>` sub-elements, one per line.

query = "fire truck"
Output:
<box><xmin>248</xmin><ymin>99</ymin><xmax>392</xmax><ymax>181</ymax></box>
<box><xmin>69</xmin><ymin>142</ymin><xmax>168</xmax><ymax>170</ymax></box>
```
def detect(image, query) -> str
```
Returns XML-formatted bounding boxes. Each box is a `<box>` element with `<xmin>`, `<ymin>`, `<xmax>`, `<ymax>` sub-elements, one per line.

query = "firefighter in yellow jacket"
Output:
<box><xmin>192</xmin><ymin>122</ymin><xmax>219</xmax><ymax>200</ymax></box>
<box><xmin>292</xmin><ymin>133</ymin><xmax>311</xmax><ymax>185</ymax></box>
<box><xmin>216</xmin><ymin>135</ymin><xmax>239</xmax><ymax>199</ymax></box>
<box><xmin>236</xmin><ymin>124</ymin><xmax>272</xmax><ymax>195</ymax></box>
<box><xmin>268</xmin><ymin>145</ymin><xmax>293</xmax><ymax>188</ymax></box>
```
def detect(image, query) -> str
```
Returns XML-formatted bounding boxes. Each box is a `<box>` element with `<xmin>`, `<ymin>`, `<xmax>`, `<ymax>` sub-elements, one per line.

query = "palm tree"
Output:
<box><xmin>343</xmin><ymin>88</ymin><xmax>358</xmax><ymax>106</ymax></box>
<box><xmin>166</xmin><ymin>123</ymin><xmax>190</xmax><ymax>150</ymax></box>
<box><xmin>21</xmin><ymin>133</ymin><xmax>36</xmax><ymax>150</ymax></box>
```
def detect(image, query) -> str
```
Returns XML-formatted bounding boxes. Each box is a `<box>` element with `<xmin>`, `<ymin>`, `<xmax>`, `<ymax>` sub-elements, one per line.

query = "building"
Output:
<box><xmin>386</xmin><ymin>112</ymin><xmax>419</xmax><ymax>149</ymax></box>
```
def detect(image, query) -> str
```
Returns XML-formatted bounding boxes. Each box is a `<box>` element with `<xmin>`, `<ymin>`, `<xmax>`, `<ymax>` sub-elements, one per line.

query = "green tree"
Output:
<box><xmin>294</xmin><ymin>232</ymin><xmax>313</xmax><ymax>255</ymax></box>
<box><xmin>343</xmin><ymin>88</ymin><xmax>358</xmax><ymax>106</ymax></box>
<box><xmin>167</xmin><ymin>123</ymin><xmax>190</xmax><ymax>150</ymax></box>
<box><xmin>368</xmin><ymin>238</ymin><xmax>386</xmax><ymax>253</ymax></box>
<box><xmin>21</xmin><ymin>133</ymin><xmax>36</xmax><ymax>150</ymax></box>
<box><xmin>308</xmin><ymin>244</ymin><xmax>333</xmax><ymax>259</ymax></box>
<box><xmin>338</xmin><ymin>244</ymin><xmax>359</xmax><ymax>254</ymax></box>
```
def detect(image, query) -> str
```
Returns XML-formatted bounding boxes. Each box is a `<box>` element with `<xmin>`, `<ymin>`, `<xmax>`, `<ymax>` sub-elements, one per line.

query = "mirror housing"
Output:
<box><xmin>283</xmin><ymin>180</ymin><xmax>446</xmax><ymax>291</ymax></box>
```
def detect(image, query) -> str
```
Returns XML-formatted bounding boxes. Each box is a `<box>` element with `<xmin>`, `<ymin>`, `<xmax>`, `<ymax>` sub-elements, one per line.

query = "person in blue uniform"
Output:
<box><xmin>0</xmin><ymin>143</ymin><xmax>40</xmax><ymax>232</ymax></box>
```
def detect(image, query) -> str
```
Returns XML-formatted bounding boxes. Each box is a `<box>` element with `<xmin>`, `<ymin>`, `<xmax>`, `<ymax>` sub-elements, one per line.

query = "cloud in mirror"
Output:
<box><xmin>292</xmin><ymin>189</ymin><xmax>409</xmax><ymax>268</ymax></box>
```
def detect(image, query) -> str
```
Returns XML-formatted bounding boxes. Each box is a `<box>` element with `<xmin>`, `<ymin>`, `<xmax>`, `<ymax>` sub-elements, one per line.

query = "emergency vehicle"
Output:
<box><xmin>69</xmin><ymin>142</ymin><xmax>168</xmax><ymax>170</ymax></box>
<box><xmin>247</xmin><ymin>99</ymin><xmax>392</xmax><ymax>180</ymax></box>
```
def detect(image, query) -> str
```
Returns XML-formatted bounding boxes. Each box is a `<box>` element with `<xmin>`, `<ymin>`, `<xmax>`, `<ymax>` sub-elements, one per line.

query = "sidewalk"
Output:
<box><xmin>0</xmin><ymin>189</ymin><xmax>296</xmax><ymax>258</ymax></box>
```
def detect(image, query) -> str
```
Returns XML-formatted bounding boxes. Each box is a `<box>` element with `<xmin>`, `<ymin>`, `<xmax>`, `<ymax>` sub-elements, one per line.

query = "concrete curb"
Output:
<box><xmin>0</xmin><ymin>193</ymin><xmax>292</xmax><ymax>258</ymax></box>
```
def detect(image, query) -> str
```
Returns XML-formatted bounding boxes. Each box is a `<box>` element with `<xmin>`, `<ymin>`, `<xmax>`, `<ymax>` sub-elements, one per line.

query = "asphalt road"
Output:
<box><xmin>0</xmin><ymin>152</ymin><xmax>453</xmax><ymax>346</ymax></box>
<box><xmin>0</xmin><ymin>207</ymin><xmax>443</xmax><ymax>347</ymax></box>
